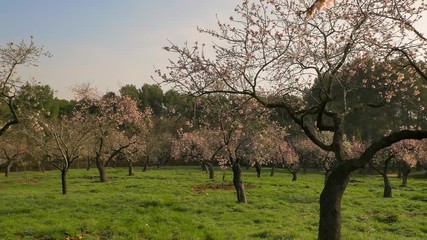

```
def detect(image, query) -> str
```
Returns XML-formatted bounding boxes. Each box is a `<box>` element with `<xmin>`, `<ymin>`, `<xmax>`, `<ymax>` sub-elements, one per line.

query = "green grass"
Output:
<box><xmin>0</xmin><ymin>167</ymin><xmax>426</xmax><ymax>240</ymax></box>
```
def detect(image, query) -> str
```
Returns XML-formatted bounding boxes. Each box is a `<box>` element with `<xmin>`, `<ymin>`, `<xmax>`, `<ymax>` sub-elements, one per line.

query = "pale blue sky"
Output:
<box><xmin>1</xmin><ymin>0</ymin><xmax>239</xmax><ymax>99</ymax></box>
<box><xmin>1</xmin><ymin>1</ymin><xmax>426</xmax><ymax>99</ymax></box>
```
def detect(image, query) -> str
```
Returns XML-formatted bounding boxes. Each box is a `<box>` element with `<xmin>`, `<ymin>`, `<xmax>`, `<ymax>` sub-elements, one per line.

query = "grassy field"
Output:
<box><xmin>0</xmin><ymin>166</ymin><xmax>426</xmax><ymax>240</ymax></box>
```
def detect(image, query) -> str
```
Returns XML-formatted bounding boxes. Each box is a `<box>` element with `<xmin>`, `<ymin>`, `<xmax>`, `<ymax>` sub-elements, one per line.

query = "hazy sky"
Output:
<box><xmin>1</xmin><ymin>1</ymin><xmax>426</xmax><ymax>99</ymax></box>
<box><xmin>1</xmin><ymin>0</ymin><xmax>239</xmax><ymax>99</ymax></box>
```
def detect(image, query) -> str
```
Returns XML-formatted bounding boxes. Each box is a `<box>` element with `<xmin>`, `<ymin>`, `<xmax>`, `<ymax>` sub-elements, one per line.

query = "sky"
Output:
<box><xmin>0</xmin><ymin>0</ymin><xmax>239</xmax><ymax>99</ymax></box>
<box><xmin>1</xmin><ymin>1</ymin><xmax>426</xmax><ymax>100</ymax></box>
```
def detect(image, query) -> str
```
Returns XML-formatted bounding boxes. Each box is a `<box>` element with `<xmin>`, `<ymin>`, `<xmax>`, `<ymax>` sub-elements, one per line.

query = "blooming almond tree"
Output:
<box><xmin>143</xmin><ymin>131</ymin><xmax>173</xmax><ymax>171</ymax></box>
<box><xmin>369</xmin><ymin>151</ymin><xmax>395</xmax><ymax>198</ymax></box>
<box><xmin>158</xmin><ymin>0</ymin><xmax>427</xmax><ymax>238</ymax></box>
<box><xmin>0</xmin><ymin>130</ymin><xmax>27</xmax><ymax>177</ymax></box>
<box><xmin>215</xmin><ymin>97</ymin><xmax>271</xmax><ymax>203</ymax></box>
<box><xmin>291</xmin><ymin>136</ymin><xmax>336</xmax><ymax>183</ymax></box>
<box><xmin>391</xmin><ymin>139</ymin><xmax>421</xmax><ymax>186</ymax></box>
<box><xmin>240</xmin><ymin>135</ymin><xmax>271</xmax><ymax>178</ymax></box>
<box><xmin>73</xmin><ymin>84</ymin><xmax>144</xmax><ymax>182</ymax></box>
<box><xmin>372</xmin><ymin>134</ymin><xmax>423</xmax><ymax>190</ymax></box>
<box><xmin>275</xmin><ymin>141</ymin><xmax>300</xmax><ymax>181</ymax></box>
<box><xmin>244</xmin><ymin>123</ymin><xmax>286</xmax><ymax>178</ymax></box>
<box><xmin>117</xmin><ymin>107</ymin><xmax>153</xmax><ymax>176</ymax></box>
<box><xmin>416</xmin><ymin>140</ymin><xmax>427</xmax><ymax>175</ymax></box>
<box><xmin>186</xmin><ymin>96</ymin><xmax>271</xmax><ymax>203</ymax></box>
<box><xmin>172</xmin><ymin>127</ymin><xmax>223</xmax><ymax>179</ymax></box>
<box><xmin>0</xmin><ymin>37</ymin><xmax>50</xmax><ymax>136</ymax></box>
<box><xmin>25</xmin><ymin>113</ymin><xmax>93</xmax><ymax>194</ymax></box>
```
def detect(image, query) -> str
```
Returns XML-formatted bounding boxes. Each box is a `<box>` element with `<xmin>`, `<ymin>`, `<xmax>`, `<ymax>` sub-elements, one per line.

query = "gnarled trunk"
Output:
<box><xmin>38</xmin><ymin>161</ymin><xmax>45</xmax><ymax>173</ymax></box>
<box><xmin>96</xmin><ymin>159</ymin><xmax>108</xmax><ymax>182</ymax></box>
<box><xmin>382</xmin><ymin>173</ymin><xmax>392</xmax><ymax>198</ymax></box>
<box><xmin>232</xmin><ymin>162</ymin><xmax>247</xmax><ymax>203</ymax></box>
<box><xmin>255</xmin><ymin>163</ymin><xmax>261</xmax><ymax>178</ymax></box>
<box><xmin>128</xmin><ymin>162</ymin><xmax>134</xmax><ymax>176</ymax></box>
<box><xmin>5</xmin><ymin>163</ymin><xmax>12</xmax><ymax>177</ymax></box>
<box><xmin>207</xmin><ymin>162</ymin><xmax>214</xmax><ymax>180</ymax></box>
<box><xmin>370</xmin><ymin>157</ymin><xmax>393</xmax><ymax>198</ymax></box>
<box><xmin>402</xmin><ymin>169</ymin><xmax>410</xmax><ymax>186</ymax></box>
<box><xmin>86</xmin><ymin>157</ymin><xmax>92</xmax><ymax>171</ymax></box>
<box><xmin>201</xmin><ymin>163</ymin><xmax>208</xmax><ymax>172</ymax></box>
<box><xmin>61</xmin><ymin>170</ymin><xmax>67</xmax><ymax>195</ymax></box>
<box><xmin>286</xmin><ymin>166</ymin><xmax>298</xmax><ymax>181</ymax></box>
<box><xmin>292</xmin><ymin>172</ymin><xmax>297</xmax><ymax>181</ymax></box>
<box><xmin>270</xmin><ymin>163</ymin><xmax>276</xmax><ymax>177</ymax></box>
<box><xmin>318</xmin><ymin>165</ymin><xmax>352</xmax><ymax>240</ymax></box>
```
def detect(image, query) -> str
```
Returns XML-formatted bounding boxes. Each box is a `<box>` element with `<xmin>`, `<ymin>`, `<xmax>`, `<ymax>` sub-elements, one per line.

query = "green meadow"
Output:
<box><xmin>0</xmin><ymin>167</ymin><xmax>426</xmax><ymax>240</ymax></box>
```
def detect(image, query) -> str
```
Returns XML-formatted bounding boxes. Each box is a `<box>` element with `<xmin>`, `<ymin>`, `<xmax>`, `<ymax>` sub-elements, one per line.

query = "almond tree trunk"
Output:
<box><xmin>292</xmin><ymin>171</ymin><xmax>298</xmax><ymax>181</ymax></box>
<box><xmin>5</xmin><ymin>163</ymin><xmax>12</xmax><ymax>177</ymax></box>
<box><xmin>207</xmin><ymin>162</ymin><xmax>214</xmax><ymax>180</ymax></box>
<box><xmin>270</xmin><ymin>163</ymin><xmax>276</xmax><ymax>177</ymax></box>
<box><xmin>232</xmin><ymin>162</ymin><xmax>247</xmax><ymax>203</ymax></box>
<box><xmin>286</xmin><ymin>166</ymin><xmax>298</xmax><ymax>181</ymax></box>
<box><xmin>61</xmin><ymin>170</ymin><xmax>67</xmax><ymax>195</ymax></box>
<box><xmin>318</xmin><ymin>165</ymin><xmax>352</xmax><ymax>240</ymax></box>
<box><xmin>38</xmin><ymin>161</ymin><xmax>45</xmax><ymax>173</ymax></box>
<box><xmin>402</xmin><ymin>169</ymin><xmax>410</xmax><ymax>186</ymax></box>
<box><xmin>86</xmin><ymin>157</ymin><xmax>92</xmax><ymax>171</ymax></box>
<box><xmin>96</xmin><ymin>159</ymin><xmax>108</xmax><ymax>182</ymax></box>
<box><xmin>128</xmin><ymin>161</ymin><xmax>134</xmax><ymax>176</ymax></box>
<box><xmin>369</xmin><ymin>157</ymin><xmax>393</xmax><ymax>198</ymax></box>
<box><xmin>255</xmin><ymin>162</ymin><xmax>261</xmax><ymax>178</ymax></box>
<box><xmin>201</xmin><ymin>163</ymin><xmax>208</xmax><ymax>172</ymax></box>
<box><xmin>382</xmin><ymin>173</ymin><xmax>392</xmax><ymax>198</ymax></box>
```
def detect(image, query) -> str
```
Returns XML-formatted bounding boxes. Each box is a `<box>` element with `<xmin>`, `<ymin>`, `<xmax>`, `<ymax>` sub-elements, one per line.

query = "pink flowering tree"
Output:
<box><xmin>290</xmin><ymin>137</ymin><xmax>336</xmax><ymax>183</ymax></box>
<box><xmin>372</xmin><ymin>132</ymin><xmax>424</xmax><ymax>190</ymax></box>
<box><xmin>73</xmin><ymin>84</ymin><xmax>144</xmax><ymax>182</ymax></box>
<box><xmin>0</xmin><ymin>130</ymin><xmax>27</xmax><ymax>177</ymax></box>
<box><xmin>224</xmin><ymin>98</ymin><xmax>273</xmax><ymax>202</ymax></box>
<box><xmin>142</xmin><ymin>131</ymin><xmax>173</xmax><ymax>171</ymax></box>
<box><xmin>158</xmin><ymin>0</ymin><xmax>427</xmax><ymax>238</ymax></box>
<box><xmin>371</xmin><ymin>127</ymin><xmax>426</xmax><ymax>188</ymax></box>
<box><xmin>117</xmin><ymin>107</ymin><xmax>153</xmax><ymax>176</ymax></box>
<box><xmin>204</xmin><ymin>96</ymin><xmax>270</xmax><ymax>203</ymax></box>
<box><xmin>417</xmin><ymin>140</ymin><xmax>427</xmax><ymax>175</ymax></box>
<box><xmin>24</xmin><ymin>112</ymin><xmax>93</xmax><ymax>194</ymax></box>
<box><xmin>172</xmin><ymin>127</ymin><xmax>223</xmax><ymax>179</ymax></box>
<box><xmin>237</xmin><ymin>120</ymin><xmax>280</xmax><ymax>178</ymax></box>
<box><xmin>0</xmin><ymin>37</ymin><xmax>50</xmax><ymax>137</ymax></box>
<box><xmin>370</xmin><ymin>144</ymin><xmax>396</xmax><ymax>198</ymax></box>
<box><xmin>275</xmin><ymin>141</ymin><xmax>300</xmax><ymax>181</ymax></box>
<box><xmin>392</xmin><ymin>139</ymin><xmax>421</xmax><ymax>186</ymax></box>
<box><xmin>252</xmin><ymin>123</ymin><xmax>288</xmax><ymax>177</ymax></box>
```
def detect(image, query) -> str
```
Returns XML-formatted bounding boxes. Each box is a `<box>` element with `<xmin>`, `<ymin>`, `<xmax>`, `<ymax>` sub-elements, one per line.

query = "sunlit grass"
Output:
<box><xmin>0</xmin><ymin>167</ymin><xmax>425</xmax><ymax>239</ymax></box>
